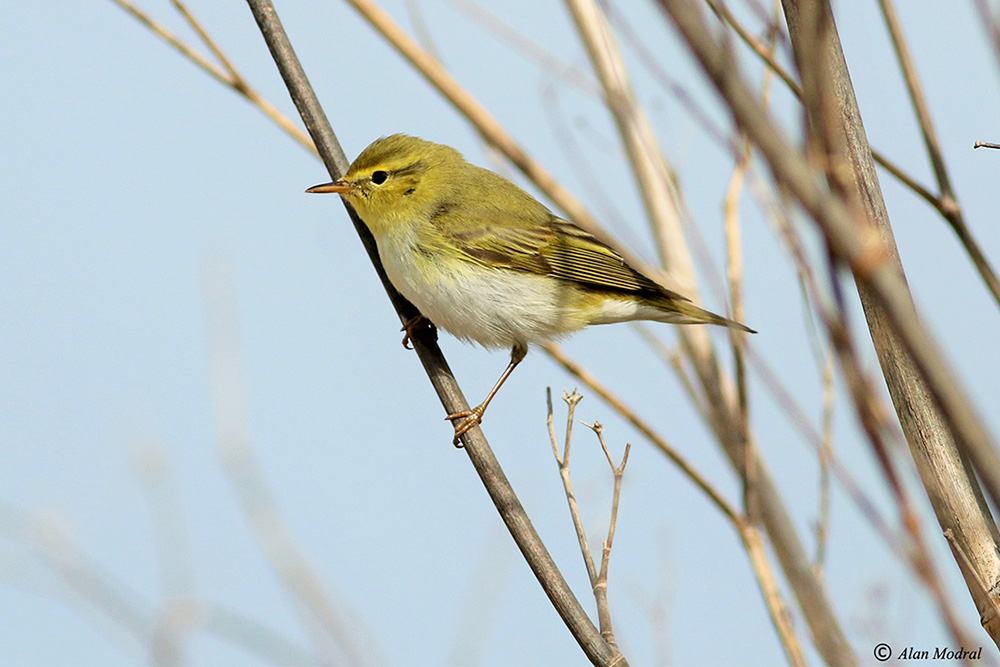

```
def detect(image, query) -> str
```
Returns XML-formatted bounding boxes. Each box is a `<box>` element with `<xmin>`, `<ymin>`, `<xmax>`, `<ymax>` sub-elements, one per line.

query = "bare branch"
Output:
<box><xmin>242</xmin><ymin>3</ymin><xmax>623</xmax><ymax>664</ymax></box>
<box><xmin>663</xmin><ymin>0</ymin><xmax>1000</xmax><ymax>551</ymax></box>
<box><xmin>738</xmin><ymin>523</ymin><xmax>807</xmax><ymax>667</ymax></box>
<box><xmin>878</xmin><ymin>0</ymin><xmax>1000</xmax><ymax>308</ymax></box>
<box><xmin>547</xmin><ymin>389</ymin><xmax>600</xmax><ymax>589</ymax></box>
<box><xmin>110</xmin><ymin>0</ymin><xmax>315</xmax><ymax>154</ymax></box>
<box><xmin>565</xmin><ymin>5</ymin><xmax>853</xmax><ymax>659</ymax></box>
<box><xmin>584</xmin><ymin>421</ymin><xmax>629</xmax><ymax>649</ymax></box>
<box><xmin>543</xmin><ymin>342</ymin><xmax>741</xmax><ymax>525</ymax></box>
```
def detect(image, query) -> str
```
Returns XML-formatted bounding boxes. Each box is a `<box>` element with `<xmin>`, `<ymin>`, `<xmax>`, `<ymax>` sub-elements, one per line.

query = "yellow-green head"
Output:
<box><xmin>307</xmin><ymin>135</ymin><xmax>470</xmax><ymax>238</ymax></box>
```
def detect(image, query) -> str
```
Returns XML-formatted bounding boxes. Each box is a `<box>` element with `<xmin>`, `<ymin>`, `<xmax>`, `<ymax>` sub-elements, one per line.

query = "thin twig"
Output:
<box><xmin>878</xmin><ymin>0</ymin><xmax>1000</xmax><ymax>308</ymax></box>
<box><xmin>541</xmin><ymin>83</ymin><xmax>631</xmax><ymax>240</ymax></box>
<box><xmin>110</xmin><ymin>0</ymin><xmax>315</xmax><ymax>155</ymax></box>
<box><xmin>974</xmin><ymin>0</ymin><xmax>1000</xmax><ymax>95</ymax></box>
<box><xmin>815</xmin><ymin>345</ymin><xmax>834</xmax><ymax>575</ymax></box>
<box><xmin>738</xmin><ymin>523</ymin><xmax>807</xmax><ymax>667</ymax></box>
<box><xmin>547</xmin><ymin>390</ymin><xmax>627</xmax><ymax>649</ymax></box>
<box><xmin>544</xmin><ymin>342</ymin><xmax>742</xmax><ymax>525</ymax></box>
<box><xmin>547</xmin><ymin>388</ymin><xmax>600</xmax><ymax>588</ymax></box>
<box><xmin>584</xmin><ymin>421</ymin><xmax>629</xmax><ymax>649</ymax></box>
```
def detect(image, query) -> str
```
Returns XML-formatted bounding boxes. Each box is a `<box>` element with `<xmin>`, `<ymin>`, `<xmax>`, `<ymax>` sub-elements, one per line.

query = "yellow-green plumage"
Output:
<box><xmin>307</xmin><ymin>134</ymin><xmax>753</xmax><ymax>443</ymax></box>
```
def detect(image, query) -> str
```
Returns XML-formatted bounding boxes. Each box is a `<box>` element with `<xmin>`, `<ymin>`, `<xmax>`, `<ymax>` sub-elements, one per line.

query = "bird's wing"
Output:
<box><xmin>435</xmin><ymin>203</ymin><xmax>690</xmax><ymax>303</ymax></box>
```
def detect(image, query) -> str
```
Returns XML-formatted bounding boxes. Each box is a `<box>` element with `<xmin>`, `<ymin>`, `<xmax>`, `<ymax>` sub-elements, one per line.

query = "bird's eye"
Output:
<box><xmin>371</xmin><ymin>170</ymin><xmax>389</xmax><ymax>185</ymax></box>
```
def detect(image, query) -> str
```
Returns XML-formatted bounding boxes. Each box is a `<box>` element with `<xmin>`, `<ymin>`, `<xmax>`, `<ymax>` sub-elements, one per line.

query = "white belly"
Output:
<box><xmin>377</xmin><ymin>230</ymin><xmax>581</xmax><ymax>349</ymax></box>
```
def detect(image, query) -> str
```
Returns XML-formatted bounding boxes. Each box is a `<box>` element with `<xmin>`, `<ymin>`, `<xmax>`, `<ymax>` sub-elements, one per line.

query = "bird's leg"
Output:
<box><xmin>400</xmin><ymin>315</ymin><xmax>435</xmax><ymax>350</ymax></box>
<box><xmin>446</xmin><ymin>343</ymin><xmax>528</xmax><ymax>447</ymax></box>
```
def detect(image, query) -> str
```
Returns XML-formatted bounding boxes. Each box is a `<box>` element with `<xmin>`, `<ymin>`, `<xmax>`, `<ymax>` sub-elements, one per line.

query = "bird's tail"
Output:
<box><xmin>656</xmin><ymin>299</ymin><xmax>756</xmax><ymax>334</ymax></box>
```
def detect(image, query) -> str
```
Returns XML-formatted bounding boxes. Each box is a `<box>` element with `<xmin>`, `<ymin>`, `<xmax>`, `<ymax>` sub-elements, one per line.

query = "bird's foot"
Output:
<box><xmin>445</xmin><ymin>404</ymin><xmax>486</xmax><ymax>448</ymax></box>
<box><xmin>400</xmin><ymin>315</ymin><xmax>435</xmax><ymax>350</ymax></box>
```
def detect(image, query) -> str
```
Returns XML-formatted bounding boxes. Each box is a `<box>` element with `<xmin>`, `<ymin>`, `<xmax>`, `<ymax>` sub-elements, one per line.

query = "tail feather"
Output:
<box><xmin>662</xmin><ymin>300</ymin><xmax>757</xmax><ymax>334</ymax></box>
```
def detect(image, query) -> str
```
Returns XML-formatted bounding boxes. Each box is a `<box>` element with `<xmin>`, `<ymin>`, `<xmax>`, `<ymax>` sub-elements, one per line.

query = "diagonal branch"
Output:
<box><xmin>710</xmin><ymin>0</ymin><xmax>1000</xmax><ymax>292</ymax></box>
<box><xmin>242</xmin><ymin>2</ymin><xmax>623</xmax><ymax>665</ymax></box>
<box><xmin>111</xmin><ymin>0</ymin><xmax>314</xmax><ymax>154</ymax></box>
<box><xmin>877</xmin><ymin>0</ymin><xmax>1000</xmax><ymax>309</ymax></box>
<box><xmin>662</xmin><ymin>0</ymin><xmax>1000</xmax><ymax>645</ymax></box>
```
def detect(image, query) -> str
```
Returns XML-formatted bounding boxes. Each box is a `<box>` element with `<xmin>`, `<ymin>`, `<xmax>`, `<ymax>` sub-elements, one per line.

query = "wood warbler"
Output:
<box><xmin>308</xmin><ymin>135</ymin><xmax>754</xmax><ymax>445</ymax></box>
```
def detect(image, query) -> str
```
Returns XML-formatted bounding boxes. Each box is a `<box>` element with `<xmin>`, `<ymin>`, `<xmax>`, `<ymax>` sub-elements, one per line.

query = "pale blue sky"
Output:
<box><xmin>2</xmin><ymin>2</ymin><xmax>999</xmax><ymax>665</ymax></box>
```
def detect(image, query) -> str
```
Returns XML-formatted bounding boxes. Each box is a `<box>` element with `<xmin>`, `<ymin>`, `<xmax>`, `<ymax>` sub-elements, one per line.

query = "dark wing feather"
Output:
<box><xmin>540</xmin><ymin>220</ymin><xmax>689</xmax><ymax>303</ymax></box>
<box><xmin>430</xmin><ymin>182</ymin><xmax>688</xmax><ymax>303</ymax></box>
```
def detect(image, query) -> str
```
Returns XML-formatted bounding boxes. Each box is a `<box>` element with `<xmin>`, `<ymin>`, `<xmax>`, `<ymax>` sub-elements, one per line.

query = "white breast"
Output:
<box><xmin>376</xmin><ymin>229</ymin><xmax>580</xmax><ymax>349</ymax></box>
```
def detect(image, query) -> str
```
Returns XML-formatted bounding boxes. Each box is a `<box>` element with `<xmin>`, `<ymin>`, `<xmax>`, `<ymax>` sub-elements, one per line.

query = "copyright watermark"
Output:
<box><xmin>873</xmin><ymin>643</ymin><xmax>983</xmax><ymax>661</ymax></box>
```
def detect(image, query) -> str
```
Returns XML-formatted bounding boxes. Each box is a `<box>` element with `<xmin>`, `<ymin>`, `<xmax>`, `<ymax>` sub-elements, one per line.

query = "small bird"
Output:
<box><xmin>308</xmin><ymin>135</ymin><xmax>754</xmax><ymax>445</ymax></box>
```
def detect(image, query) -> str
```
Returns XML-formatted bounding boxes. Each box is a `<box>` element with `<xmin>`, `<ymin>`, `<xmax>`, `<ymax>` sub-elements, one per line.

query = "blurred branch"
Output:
<box><xmin>722</xmin><ymin>147</ymin><xmax>755</xmax><ymax>519</ymax></box>
<box><xmin>815</xmin><ymin>345</ymin><xmax>834</xmax><ymax>575</ymax></box>
<box><xmin>708</xmin><ymin>0</ymin><xmax>998</xmax><ymax>278</ymax></box>
<box><xmin>203</xmin><ymin>258</ymin><xmax>370</xmax><ymax>665</ymax></box>
<box><xmin>631</xmin><ymin>324</ymin><xmax>710</xmax><ymax>423</ymax></box>
<box><xmin>565</xmin><ymin>0</ymin><xmax>692</xmax><ymax>280</ymax></box>
<box><xmin>442</xmin><ymin>0</ymin><xmax>600</xmax><ymax>96</ymax></box>
<box><xmin>565</xmin><ymin>0</ymin><xmax>851</xmax><ymax>660</ymax></box>
<box><xmin>241</xmin><ymin>2</ymin><xmax>623</xmax><ymax>665</ymax></box>
<box><xmin>660</xmin><ymin>0</ymin><xmax>1000</xmax><ymax>646</ymax></box>
<box><xmin>0</xmin><ymin>502</ymin><xmax>317</xmax><ymax>664</ymax></box>
<box><xmin>738</xmin><ymin>524</ymin><xmax>806</xmax><ymax>667</ymax></box>
<box><xmin>780</xmin><ymin>0</ymin><xmax>1000</xmax><ymax>646</ymax></box>
<box><xmin>974</xmin><ymin>0</ymin><xmax>1000</xmax><ymax>82</ymax></box>
<box><xmin>110</xmin><ymin>0</ymin><xmax>315</xmax><ymax>155</ymax></box>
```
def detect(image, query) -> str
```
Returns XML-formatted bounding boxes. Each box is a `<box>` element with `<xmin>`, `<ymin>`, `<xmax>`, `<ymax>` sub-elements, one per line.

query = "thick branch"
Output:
<box><xmin>780</xmin><ymin>0</ymin><xmax>1000</xmax><ymax>643</ymax></box>
<box><xmin>663</xmin><ymin>0</ymin><xmax>1000</xmax><ymax>643</ymax></box>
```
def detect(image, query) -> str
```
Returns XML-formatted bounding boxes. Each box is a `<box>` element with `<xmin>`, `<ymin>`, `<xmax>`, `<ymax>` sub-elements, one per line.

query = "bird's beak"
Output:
<box><xmin>305</xmin><ymin>179</ymin><xmax>353</xmax><ymax>194</ymax></box>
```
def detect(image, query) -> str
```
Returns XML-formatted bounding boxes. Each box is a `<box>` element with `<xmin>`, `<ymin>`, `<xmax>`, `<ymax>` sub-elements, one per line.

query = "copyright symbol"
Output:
<box><xmin>874</xmin><ymin>643</ymin><xmax>892</xmax><ymax>661</ymax></box>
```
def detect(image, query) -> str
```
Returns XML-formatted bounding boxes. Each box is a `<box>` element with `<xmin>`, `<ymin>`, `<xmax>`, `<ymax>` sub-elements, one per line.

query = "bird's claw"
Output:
<box><xmin>400</xmin><ymin>315</ymin><xmax>435</xmax><ymax>350</ymax></box>
<box><xmin>446</xmin><ymin>405</ymin><xmax>486</xmax><ymax>448</ymax></box>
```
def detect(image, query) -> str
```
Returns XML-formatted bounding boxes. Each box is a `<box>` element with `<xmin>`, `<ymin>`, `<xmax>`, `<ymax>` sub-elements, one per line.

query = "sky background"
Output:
<box><xmin>2</xmin><ymin>1</ymin><xmax>1000</xmax><ymax>665</ymax></box>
